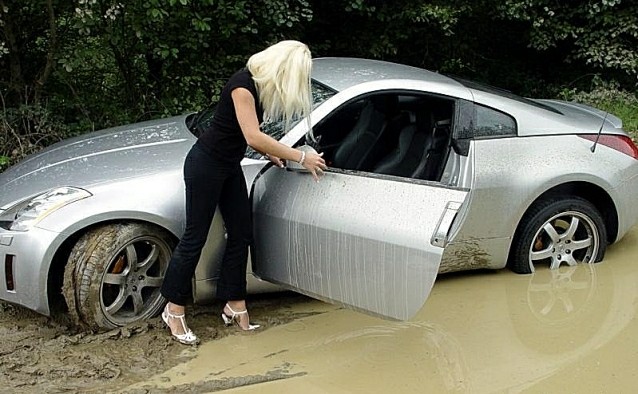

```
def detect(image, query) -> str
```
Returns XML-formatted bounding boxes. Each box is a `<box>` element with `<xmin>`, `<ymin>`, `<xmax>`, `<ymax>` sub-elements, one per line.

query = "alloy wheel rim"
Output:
<box><xmin>528</xmin><ymin>210</ymin><xmax>599</xmax><ymax>272</ymax></box>
<box><xmin>100</xmin><ymin>235</ymin><xmax>170</xmax><ymax>324</ymax></box>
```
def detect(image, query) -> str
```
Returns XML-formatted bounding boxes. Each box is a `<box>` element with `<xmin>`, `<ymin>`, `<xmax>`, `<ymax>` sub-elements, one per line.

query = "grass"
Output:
<box><xmin>559</xmin><ymin>80</ymin><xmax>638</xmax><ymax>143</ymax></box>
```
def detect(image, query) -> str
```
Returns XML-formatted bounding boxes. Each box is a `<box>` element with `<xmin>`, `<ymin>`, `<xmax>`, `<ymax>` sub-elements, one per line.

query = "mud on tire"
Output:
<box><xmin>63</xmin><ymin>223</ymin><xmax>174</xmax><ymax>331</ymax></box>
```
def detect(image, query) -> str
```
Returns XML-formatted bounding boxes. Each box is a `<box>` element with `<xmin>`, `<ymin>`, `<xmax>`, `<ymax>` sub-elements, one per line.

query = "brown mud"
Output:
<box><xmin>1</xmin><ymin>225</ymin><xmax>638</xmax><ymax>393</ymax></box>
<box><xmin>0</xmin><ymin>293</ymin><xmax>323</xmax><ymax>393</ymax></box>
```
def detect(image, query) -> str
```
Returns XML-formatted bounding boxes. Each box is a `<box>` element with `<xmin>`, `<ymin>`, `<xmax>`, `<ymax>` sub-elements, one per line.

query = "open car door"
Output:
<box><xmin>251</xmin><ymin>159</ymin><xmax>469</xmax><ymax>320</ymax></box>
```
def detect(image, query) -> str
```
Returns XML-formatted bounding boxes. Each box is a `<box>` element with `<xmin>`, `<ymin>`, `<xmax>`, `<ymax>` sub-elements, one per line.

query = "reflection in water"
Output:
<box><xmin>128</xmin><ymin>227</ymin><xmax>638</xmax><ymax>393</ymax></box>
<box><xmin>508</xmin><ymin>263</ymin><xmax>608</xmax><ymax>355</ymax></box>
<box><xmin>527</xmin><ymin>265</ymin><xmax>597</xmax><ymax>317</ymax></box>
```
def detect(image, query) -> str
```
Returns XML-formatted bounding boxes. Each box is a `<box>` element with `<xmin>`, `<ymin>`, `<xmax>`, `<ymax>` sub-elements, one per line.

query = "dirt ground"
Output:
<box><xmin>0</xmin><ymin>293</ymin><xmax>318</xmax><ymax>394</ymax></box>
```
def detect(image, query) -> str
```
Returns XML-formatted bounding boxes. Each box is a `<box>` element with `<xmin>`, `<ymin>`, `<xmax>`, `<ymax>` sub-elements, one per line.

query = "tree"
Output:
<box><xmin>2</xmin><ymin>0</ymin><xmax>637</xmax><ymax>172</ymax></box>
<box><xmin>67</xmin><ymin>0</ymin><xmax>314</xmax><ymax>121</ymax></box>
<box><xmin>494</xmin><ymin>0</ymin><xmax>638</xmax><ymax>85</ymax></box>
<box><xmin>0</xmin><ymin>0</ymin><xmax>75</xmax><ymax>105</ymax></box>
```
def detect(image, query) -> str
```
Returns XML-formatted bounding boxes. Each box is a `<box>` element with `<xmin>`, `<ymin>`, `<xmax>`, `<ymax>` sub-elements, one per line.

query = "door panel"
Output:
<box><xmin>252</xmin><ymin>168</ymin><xmax>468</xmax><ymax>320</ymax></box>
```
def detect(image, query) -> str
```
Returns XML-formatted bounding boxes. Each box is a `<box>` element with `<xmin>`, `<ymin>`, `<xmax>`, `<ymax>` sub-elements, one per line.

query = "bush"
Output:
<box><xmin>0</xmin><ymin>155</ymin><xmax>8</xmax><ymax>171</ymax></box>
<box><xmin>0</xmin><ymin>102</ymin><xmax>69</xmax><ymax>171</ymax></box>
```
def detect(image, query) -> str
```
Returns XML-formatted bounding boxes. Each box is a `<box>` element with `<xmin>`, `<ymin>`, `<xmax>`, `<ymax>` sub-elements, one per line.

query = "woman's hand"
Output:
<box><xmin>231</xmin><ymin>88</ymin><xmax>326</xmax><ymax>180</ymax></box>
<box><xmin>265</xmin><ymin>154</ymin><xmax>285</xmax><ymax>168</ymax></box>
<box><xmin>302</xmin><ymin>151</ymin><xmax>328</xmax><ymax>181</ymax></box>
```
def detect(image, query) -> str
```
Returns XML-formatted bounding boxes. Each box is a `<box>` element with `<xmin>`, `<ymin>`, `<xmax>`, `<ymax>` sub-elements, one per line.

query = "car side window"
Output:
<box><xmin>244</xmin><ymin>81</ymin><xmax>336</xmax><ymax>159</ymax></box>
<box><xmin>312</xmin><ymin>92</ymin><xmax>455</xmax><ymax>182</ymax></box>
<box><xmin>474</xmin><ymin>104</ymin><xmax>517</xmax><ymax>138</ymax></box>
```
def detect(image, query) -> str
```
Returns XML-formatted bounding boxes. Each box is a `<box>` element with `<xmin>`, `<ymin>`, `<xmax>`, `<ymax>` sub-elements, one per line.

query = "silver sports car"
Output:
<box><xmin>1</xmin><ymin>58</ymin><xmax>637</xmax><ymax>329</ymax></box>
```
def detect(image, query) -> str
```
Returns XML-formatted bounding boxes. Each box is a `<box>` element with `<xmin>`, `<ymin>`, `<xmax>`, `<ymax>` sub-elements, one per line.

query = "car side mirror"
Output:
<box><xmin>286</xmin><ymin>145</ymin><xmax>318</xmax><ymax>171</ymax></box>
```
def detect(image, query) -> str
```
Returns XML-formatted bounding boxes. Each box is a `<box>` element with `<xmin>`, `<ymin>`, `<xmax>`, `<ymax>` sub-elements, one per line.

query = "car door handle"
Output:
<box><xmin>431</xmin><ymin>201</ymin><xmax>463</xmax><ymax>247</ymax></box>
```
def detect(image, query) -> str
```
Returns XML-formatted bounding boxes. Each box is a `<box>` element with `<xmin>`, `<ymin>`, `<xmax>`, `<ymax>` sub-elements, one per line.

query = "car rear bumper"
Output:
<box><xmin>0</xmin><ymin>226</ymin><xmax>60</xmax><ymax>316</ymax></box>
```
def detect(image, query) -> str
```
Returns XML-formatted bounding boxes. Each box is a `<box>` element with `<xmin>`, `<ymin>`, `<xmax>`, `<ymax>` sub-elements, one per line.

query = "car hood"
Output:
<box><xmin>0</xmin><ymin>115</ymin><xmax>196</xmax><ymax>210</ymax></box>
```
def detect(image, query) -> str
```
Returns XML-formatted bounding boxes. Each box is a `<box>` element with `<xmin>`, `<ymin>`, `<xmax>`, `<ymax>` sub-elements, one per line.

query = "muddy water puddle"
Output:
<box><xmin>127</xmin><ymin>226</ymin><xmax>638</xmax><ymax>393</ymax></box>
<box><xmin>1</xmin><ymin>226</ymin><xmax>637</xmax><ymax>393</ymax></box>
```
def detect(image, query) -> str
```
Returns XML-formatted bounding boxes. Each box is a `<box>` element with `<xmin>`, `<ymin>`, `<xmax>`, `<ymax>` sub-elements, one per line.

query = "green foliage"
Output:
<box><xmin>65</xmin><ymin>0</ymin><xmax>314</xmax><ymax>120</ymax></box>
<box><xmin>0</xmin><ymin>102</ymin><xmax>68</xmax><ymax>169</ymax></box>
<box><xmin>494</xmin><ymin>0</ymin><xmax>638</xmax><ymax>78</ymax></box>
<box><xmin>559</xmin><ymin>78</ymin><xmax>638</xmax><ymax>140</ymax></box>
<box><xmin>1</xmin><ymin>0</ymin><xmax>638</xmax><ymax>173</ymax></box>
<box><xmin>0</xmin><ymin>0</ymin><xmax>316</xmax><ymax>157</ymax></box>
<box><xmin>308</xmin><ymin>0</ymin><xmax>469</xmax><ymax>59</ymax></box>
<box><xmin>0</xmin><ymin>156</ymin><xmax>8</xmax><ymax>172</ymax></box>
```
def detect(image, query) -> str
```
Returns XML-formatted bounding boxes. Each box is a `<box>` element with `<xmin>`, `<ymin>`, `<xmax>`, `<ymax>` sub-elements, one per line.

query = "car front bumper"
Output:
<box><xmin>0</xmin><ymin>226</ymin><xmax>62</xmax><ymax>316</ymax></box>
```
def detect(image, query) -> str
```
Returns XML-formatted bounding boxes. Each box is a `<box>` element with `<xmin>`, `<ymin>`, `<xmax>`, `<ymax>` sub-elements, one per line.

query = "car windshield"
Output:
<box><xmin>186</xmin><ymin>80</ymin><xmax>336</xmax><ymax>159</ymax></box>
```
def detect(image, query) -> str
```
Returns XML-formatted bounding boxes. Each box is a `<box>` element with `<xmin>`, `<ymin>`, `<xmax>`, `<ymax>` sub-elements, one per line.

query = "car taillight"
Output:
<box><xmin>579</xmin><ymin>134</ymin><xmax>638</xmax><ymax>159</ymax></box>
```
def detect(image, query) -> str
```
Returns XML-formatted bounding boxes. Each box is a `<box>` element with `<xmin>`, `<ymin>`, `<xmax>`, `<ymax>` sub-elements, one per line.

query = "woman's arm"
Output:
<box><xmin>232</xmin><ymin>87</ymin><xmax>327</xmax><ymax>180</ymax></box>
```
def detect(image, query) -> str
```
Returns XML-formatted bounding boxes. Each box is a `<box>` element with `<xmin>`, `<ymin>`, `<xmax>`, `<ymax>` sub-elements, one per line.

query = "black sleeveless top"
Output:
<box><xmin>198</xmin><ymin>69</ymin><xmax>264</xmax><ymax>163</ymax></box>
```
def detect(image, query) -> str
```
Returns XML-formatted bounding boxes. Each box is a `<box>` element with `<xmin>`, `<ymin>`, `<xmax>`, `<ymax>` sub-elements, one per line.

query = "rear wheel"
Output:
<box><xmin>509</xmin><ymin>197</ymin><xmax>606</xmax><ymax>274</ymax></box>
<box><xmin>63</xmin><ymin>223</ymin><xmax>174</xmax><ymax>330</ymax></box>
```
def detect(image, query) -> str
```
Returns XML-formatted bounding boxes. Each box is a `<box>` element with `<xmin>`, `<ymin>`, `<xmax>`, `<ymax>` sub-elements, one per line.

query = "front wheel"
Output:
<box><xmin>509</xmin><ymin>197</ymin><xmax>607</xmax><ymax>274</ymax></box>
<box><xmin>63</xmin><ymin>223</ymin><xmax>175</xmax><ymax>330</ymax></box>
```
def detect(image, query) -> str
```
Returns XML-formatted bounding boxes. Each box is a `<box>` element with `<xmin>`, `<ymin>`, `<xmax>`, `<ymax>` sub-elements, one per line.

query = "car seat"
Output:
<box><xmin>372</xmin><ymin>111</ymin><xmax>433</xmax><ymax>177</ymax></box>
<box><xmin>332</xmin><ymin>96</ymin><xmax>400</xmax><ymax>171</ymax></box>
<box><xmin>412</xmin><ymin>118</ymin><xmax>451</xmax><ymax>181</ymax></box>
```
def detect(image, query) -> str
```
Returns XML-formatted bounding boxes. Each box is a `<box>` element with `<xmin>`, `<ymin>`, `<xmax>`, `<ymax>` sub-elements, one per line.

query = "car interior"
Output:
<box><xmin>309</xmin><ymin>93</ymin><xmax>455</xmax><ymax>182</ymax></box>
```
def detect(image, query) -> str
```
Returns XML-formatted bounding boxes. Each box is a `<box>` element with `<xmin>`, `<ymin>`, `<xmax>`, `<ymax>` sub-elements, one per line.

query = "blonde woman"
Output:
<box><xmin>160</xmin><ymin>40</ymin><xmax>327</xmax><ymax>345</ymax></box>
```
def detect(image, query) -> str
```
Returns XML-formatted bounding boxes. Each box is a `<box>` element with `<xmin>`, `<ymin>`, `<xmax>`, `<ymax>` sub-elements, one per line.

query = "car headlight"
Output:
<box><xmin>2</xmin><ymin>187</ymin><xmax>92</xmax><ymax>231</ymax></box>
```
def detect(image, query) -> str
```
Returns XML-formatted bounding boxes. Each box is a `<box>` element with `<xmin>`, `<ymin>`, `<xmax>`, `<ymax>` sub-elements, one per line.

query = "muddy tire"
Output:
<box><xmin>63</xmin><ymin>223</ymin><xmax>174</xmax><ymax>330</ymax></box>
<box><xmin>509</xmin><ymin>197</ymin><xmax>606</xmax><ymax>274</ymax></box>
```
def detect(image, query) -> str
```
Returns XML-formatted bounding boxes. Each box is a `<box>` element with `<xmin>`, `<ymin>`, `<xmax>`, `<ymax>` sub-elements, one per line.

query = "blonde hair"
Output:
<box><xmin>247</xmin><ymin>40</ymin><xmax>312</xmax><ymax>131</ymax></box>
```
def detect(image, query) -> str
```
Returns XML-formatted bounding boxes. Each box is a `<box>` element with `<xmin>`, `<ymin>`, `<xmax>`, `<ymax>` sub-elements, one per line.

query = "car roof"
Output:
<box><xmin>311</xmin><ymin>57</ymin><xmax>625</xmax><ymax>136</ymax></box>
<box><xmin>312</xmin><ymin>57</ymin><xmax>465</xmax><ymax>93</ymax></box>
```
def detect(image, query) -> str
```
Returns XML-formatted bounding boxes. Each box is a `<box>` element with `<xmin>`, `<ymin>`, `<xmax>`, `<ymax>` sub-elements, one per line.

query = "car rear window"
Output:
<box><xmin>475</xmin><ymin>104</ymin><xmax>517</xmax><ymax>137</ymax></box>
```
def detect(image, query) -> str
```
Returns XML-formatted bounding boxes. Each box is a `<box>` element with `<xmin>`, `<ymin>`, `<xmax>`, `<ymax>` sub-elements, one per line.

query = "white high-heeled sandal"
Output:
<box><xmin>221</xmin><ymin>303</ymin><xmax>260</xmax><ymax>331</ymax></box>
<box><xmin>161</xmin><ymin>304</ymin><xmax>198</xmax><ymax>345</ymax></box>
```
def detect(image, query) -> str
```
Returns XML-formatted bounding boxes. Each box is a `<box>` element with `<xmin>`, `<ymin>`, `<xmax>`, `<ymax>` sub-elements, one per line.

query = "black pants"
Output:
<box><xmin>160</xmin><ymin>142</ymin><xmax>252</xmax><ymax>305</ymax></box>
